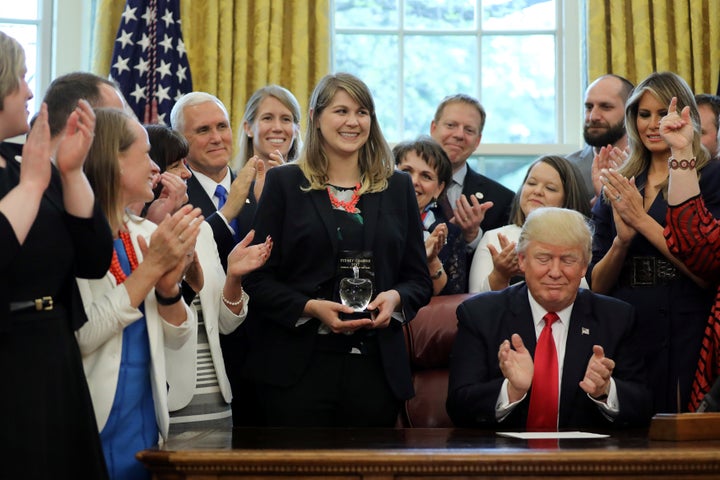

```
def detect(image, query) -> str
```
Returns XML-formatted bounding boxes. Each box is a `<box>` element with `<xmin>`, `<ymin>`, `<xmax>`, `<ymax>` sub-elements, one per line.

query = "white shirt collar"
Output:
<box><xmin>190</xmin><ymin>166</ymin><xmax>232</xmax><ymax>207</ymax></box>
<box><xmin>526</xmin><ymin>290</ymin><xmax>574</xmax><ymax>328</ymax></box>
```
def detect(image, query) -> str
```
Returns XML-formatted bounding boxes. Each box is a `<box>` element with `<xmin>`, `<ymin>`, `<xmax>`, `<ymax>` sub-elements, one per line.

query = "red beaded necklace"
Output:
<box><xmin>327</xmin><ymin>182</ymin><xmax>361</xmax><ymax>214</ymax></box>
<box><xmin>109</xmin><ymin>229</ymin><xmax>139</xmax><ymax>284</ymax></box>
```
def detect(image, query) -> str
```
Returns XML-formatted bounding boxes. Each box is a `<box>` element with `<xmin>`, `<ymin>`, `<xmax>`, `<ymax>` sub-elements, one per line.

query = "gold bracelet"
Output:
<box><xmin>222</xmin><ymin>290</ymin><xmax>244</xmax><ymax>306</ymax></box>
<box><xmin>669</xmin><ymin>156</ymin><xmax>697</xmax><ymax>170</ymax></box>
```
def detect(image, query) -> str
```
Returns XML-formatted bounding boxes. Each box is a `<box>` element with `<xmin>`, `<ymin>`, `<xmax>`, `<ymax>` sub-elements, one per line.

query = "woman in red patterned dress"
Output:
<box><xmin>663</xmin><ymin>95</ymin><xmax>720</xmax><ymax>411</ymax></box>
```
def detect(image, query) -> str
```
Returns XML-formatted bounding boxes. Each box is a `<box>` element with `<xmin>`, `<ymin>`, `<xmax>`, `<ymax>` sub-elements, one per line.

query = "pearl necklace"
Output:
<box><xmin>109</xmin><ymin>229</ymin><xmax>139</xmax><ymax>284</ymax></box>
<box><xmin>327</xmin><ymin>182</ymin><xmax>361</xmax><ymax>213</ymax></box>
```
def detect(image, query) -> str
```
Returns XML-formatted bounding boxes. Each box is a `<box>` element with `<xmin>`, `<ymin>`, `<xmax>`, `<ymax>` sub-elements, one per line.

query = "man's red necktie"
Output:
<box><xmin>527</xmin><ymin>312</ymin><xmax>559</xmax><ymax>431</ymax></box>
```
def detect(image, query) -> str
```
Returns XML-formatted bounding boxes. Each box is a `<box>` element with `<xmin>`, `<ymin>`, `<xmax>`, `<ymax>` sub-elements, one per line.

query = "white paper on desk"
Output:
<box><xmin>497</xmin><ymin>431</ymin><xmax>609</xmax><ymax>439</ymax></box>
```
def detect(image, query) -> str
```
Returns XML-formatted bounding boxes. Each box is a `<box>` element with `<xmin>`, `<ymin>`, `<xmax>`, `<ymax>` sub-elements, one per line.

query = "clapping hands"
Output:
<box><xmin>450</xmin><ymin>194</ymin><xmax>493</xmax><ymax>244</ymax></box>
<box><xmin>487</xmin><ymin>232</ymin><xmax>521</xmax><ymax>289</ymax></box>
<box><xmin>54</xmin><ymin>99</ymin><xmax>95</xmax><ymax>175</ymax></box>
<box><xmin>591</xmin><ymin>145</ymin><xmax>628</xmax><ymax>198</ymax></box>
<box><xmin>227</xmin><ymin>229</ymin><xmax>273</xmax><ymax>280</ymax></box>
<box><xmin>19</xmin><ymin>102</ymin><xmax>52</xmax><ymax>194</ymax></box>
<box><xmin>425</xmin><ymin>223</ymin><xmax>447</xmax><ymax>260</ymax></box>
<box><xmin>498</xmin><ymin>333</ymin><xmax>534</xmax><ymax>403</ymax></box>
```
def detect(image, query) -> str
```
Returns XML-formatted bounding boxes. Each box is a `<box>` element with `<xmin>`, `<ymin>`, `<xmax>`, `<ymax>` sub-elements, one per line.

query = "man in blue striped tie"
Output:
<box><xmin>171</xmin><ymin>92</ymin><xmax>259</xmax><ymax>269</ymax></box>
<box><xmin>171</xmin><ymin>91</ymin><xmax>262</xmax><ymax>427</ymax></box>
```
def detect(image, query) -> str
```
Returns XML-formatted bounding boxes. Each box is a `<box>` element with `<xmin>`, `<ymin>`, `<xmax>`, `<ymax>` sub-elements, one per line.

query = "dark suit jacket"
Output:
<box><xmin>0</xmin><ymin>142</ymin><xmax>113</xmax><ymax>330</ymax></box>
<box><xmin>462</xmin><ymin>165</ymin><xmax>515</xmax><ymax>233</ymax></box>
<box><xmin>242</xmin><ymin>164</ymin><xmax>433</xmax><ymax>400</ymax></box>
<box><xmin>447</xmin><ymin>284</ymin><xmax>652</xmax><ymax>429</ymax></box>
<box><xmin>185</xmin><ymin>170</ymin><xmax>256</xmax><ymax>271</ymax></box>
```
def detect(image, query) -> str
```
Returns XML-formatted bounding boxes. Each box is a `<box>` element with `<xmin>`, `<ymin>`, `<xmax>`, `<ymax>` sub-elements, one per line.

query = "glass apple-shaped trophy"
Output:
<box><xmin>339</xmin><ymin>265</ymin><xmax>373</xmax><ymax>312</ymax></box>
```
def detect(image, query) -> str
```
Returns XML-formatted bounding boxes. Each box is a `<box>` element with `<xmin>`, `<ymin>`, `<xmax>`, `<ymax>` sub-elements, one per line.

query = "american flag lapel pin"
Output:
<box><xmin>581</xmin><ymin>327</ymin><xmax>590</xmax><ymax>335</ymax></box>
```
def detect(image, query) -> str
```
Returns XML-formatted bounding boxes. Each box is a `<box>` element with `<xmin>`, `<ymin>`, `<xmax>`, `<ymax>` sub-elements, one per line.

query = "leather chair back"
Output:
<box><xmin>401</xmin><ymin>293</ymin><xmax>473</xmax><ymax>427</ymax></box>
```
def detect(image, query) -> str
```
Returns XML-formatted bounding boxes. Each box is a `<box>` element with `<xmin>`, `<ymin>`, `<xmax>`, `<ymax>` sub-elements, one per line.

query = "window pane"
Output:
<box><xmin>404</xmin><ymin>35</ymin><xmax>477</xmax><ymax>137</ymax></box>
<box><xmin>334</xmin><ymin>0</ymin><xmax>399</xmax><ymax>29</ymax></box>
<box><xmin>333</xmin><ymin>0</ymin><xmax>574</xmax><ymax>150</ymax></box>
<box><xmin>0</xmin><ymin>23</ymin><xmax>38</xmax><ymax>115</ymax></box>
<box><xmin>0</xmin><ymin>2</ymin><xmax>39</xmax><ymax>21</ymax></box>
<box><xmin>481</xmin><ymin>0</ymin><xmax>555</xmax><ymax>31</ymax></box>
<box><xmin>470</xmin><ymin>155</ymin><xmax>536</xmax><ymax>191</ymax></box>
<box><xmin>481</xmin><ymin>34</ymin><xmax>555</xmax><ymax>144</ymax></box>
<box><xmin>404</xmin><ymin>0</ymin><xmax>475</xmax><ymax>30</ymax></box>
<box><xmin>334</xmin><ymin>34</ymin><xmax>401</xmax><ymax>140</ymax></box>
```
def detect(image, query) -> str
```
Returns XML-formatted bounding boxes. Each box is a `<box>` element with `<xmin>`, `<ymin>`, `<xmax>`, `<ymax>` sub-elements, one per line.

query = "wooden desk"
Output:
<box><xmin>138</xmin><ymin>427</ymin><xmax>720</xmax><ymax>479</ymax></box>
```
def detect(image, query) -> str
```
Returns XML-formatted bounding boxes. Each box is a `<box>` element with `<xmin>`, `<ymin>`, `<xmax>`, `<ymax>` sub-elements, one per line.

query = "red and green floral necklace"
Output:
<box><xmin>327</xmin><ymin>182</ymin><xmax>361</xmax><ymax>214</ymax></box>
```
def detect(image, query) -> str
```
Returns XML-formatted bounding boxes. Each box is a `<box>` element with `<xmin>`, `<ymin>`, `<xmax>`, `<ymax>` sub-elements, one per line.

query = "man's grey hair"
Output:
<box><xmin>170</xmin><ymin>91</ymin><xmax>229</xmax><ymax>133</ymax></box>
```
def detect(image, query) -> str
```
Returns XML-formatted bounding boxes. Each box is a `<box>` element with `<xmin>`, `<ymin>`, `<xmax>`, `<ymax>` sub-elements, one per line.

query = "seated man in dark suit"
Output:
<box><xmin>447</xmin><ymin>207</ymin><xmax>652</xmax><ymax>430</ymax></box>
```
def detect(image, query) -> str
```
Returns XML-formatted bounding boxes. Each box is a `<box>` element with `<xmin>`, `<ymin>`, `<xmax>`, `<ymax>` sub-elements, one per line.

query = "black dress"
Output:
<box><xmin>0</xmin><ymin>142</ymin><xmax>112</xmax><ymax>479</ymax></box>
<box><xmin>589</xmin><ymin>162</ymin><xmax>720</xmax><ymax>413</ymax></box>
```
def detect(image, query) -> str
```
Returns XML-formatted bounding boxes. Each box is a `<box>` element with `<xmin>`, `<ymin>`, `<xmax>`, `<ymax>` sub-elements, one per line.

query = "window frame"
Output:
<box><xmin>1</xmin><ymin>0</ymin><xmax>91</xmax><ymax>109</ymax></box>
<box><xmin>330</xmin><ymin>0</ymin><xmax>586</xmax><ymax>157</ymax></box>
<box><xmin>0</xmin><ymin>0</ymin><xmax>51</xmax><ymax>108</ymax></box>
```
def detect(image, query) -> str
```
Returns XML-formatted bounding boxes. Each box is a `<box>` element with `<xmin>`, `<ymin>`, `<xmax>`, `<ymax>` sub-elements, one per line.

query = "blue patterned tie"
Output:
<box><xmin>214</xmin><ymin>184</ymin><xmax>228</xmax><ymax>209</ymax></box>
<box><xmin>215</xmin><ymin>184</ymin><xmax>240</xmax><ymax>241</ymax></box>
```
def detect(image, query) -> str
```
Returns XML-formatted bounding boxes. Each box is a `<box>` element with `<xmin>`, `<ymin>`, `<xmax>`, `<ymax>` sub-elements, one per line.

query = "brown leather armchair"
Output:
<box><xmin>400</xmin><ymin>293</ymin><xmax>473</xmax><ymax>427</ymax></box>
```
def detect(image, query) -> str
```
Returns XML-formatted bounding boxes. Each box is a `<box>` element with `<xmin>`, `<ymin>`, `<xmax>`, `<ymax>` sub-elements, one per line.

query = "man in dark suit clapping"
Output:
<box><xmin>429</xmin><ymin>94</ymin><xmax>515</xmax><ymax>288</ymax></box>
<box><xmin>170</xmin><ymin>92</ymin><xmax>257</xmax><ymax>270</ymax></box>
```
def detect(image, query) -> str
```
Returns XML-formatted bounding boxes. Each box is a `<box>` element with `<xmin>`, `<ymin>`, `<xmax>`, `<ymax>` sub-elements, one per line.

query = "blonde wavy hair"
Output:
<box><xmin>0</xmin><ymin>31</ymin><xmax>26</xmax><ymax>112</ymax></box>
<box><xmin>297</xmin><ymin>73</ymin><xmax>394</xmax><ymax>194</ymax></box>
<box><xmin>618</xmin><ymin>71</ymin><xmax>710</xmax><ymax>200</ymax></box>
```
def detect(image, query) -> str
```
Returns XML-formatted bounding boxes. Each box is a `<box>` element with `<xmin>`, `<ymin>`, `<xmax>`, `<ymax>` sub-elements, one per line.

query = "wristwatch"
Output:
<box><xmin>155</xmin><ymin>283</ymin><xmax>183</xmax><ymax>305</ymax></box>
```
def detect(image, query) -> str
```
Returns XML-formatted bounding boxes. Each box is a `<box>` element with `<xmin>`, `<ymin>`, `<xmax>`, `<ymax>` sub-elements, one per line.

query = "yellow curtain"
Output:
<box><xmin>587</xmin><ymin>0</ymin><xmax>720</xmax><ymax>93</ymax></box>
<box><xmin>92</xmin><ymin>0</ymin><xmax>329</xmax><ymax>134</ymax></box>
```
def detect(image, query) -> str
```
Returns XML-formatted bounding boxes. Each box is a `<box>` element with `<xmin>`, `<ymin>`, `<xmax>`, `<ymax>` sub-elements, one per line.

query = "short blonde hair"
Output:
<box><xmin>0</xmin><ymin>31</ymin><xmax>26</xmax><ymax>111</ymax></box>
<box><xmin>517</xmin><ymin>207</ymin><xmax>593</xmax><ymax>265</ymax></box>
<box><xmin>433</xmin><ymin>94</ymin><xmax>487</xmax><ymax>134</ymax></box>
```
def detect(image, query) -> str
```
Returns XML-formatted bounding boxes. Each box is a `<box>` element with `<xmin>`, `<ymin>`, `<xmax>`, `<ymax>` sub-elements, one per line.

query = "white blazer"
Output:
<box><xmin>76</xmin><ymin>216</ymin><xmax>195</xmax><ymax>441</ymax></box>
<box><xmin>165</xmin><ymin>221</ymin><xmax>247</xmax><ymax>411</ymax></box>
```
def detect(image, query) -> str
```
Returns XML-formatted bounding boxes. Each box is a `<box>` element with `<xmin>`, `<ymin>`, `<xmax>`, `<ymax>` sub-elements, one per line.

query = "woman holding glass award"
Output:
<box><xmin>242</xmin><ymin>72</ymin><xmax>432</xmax><ymax>427</ymax></box>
